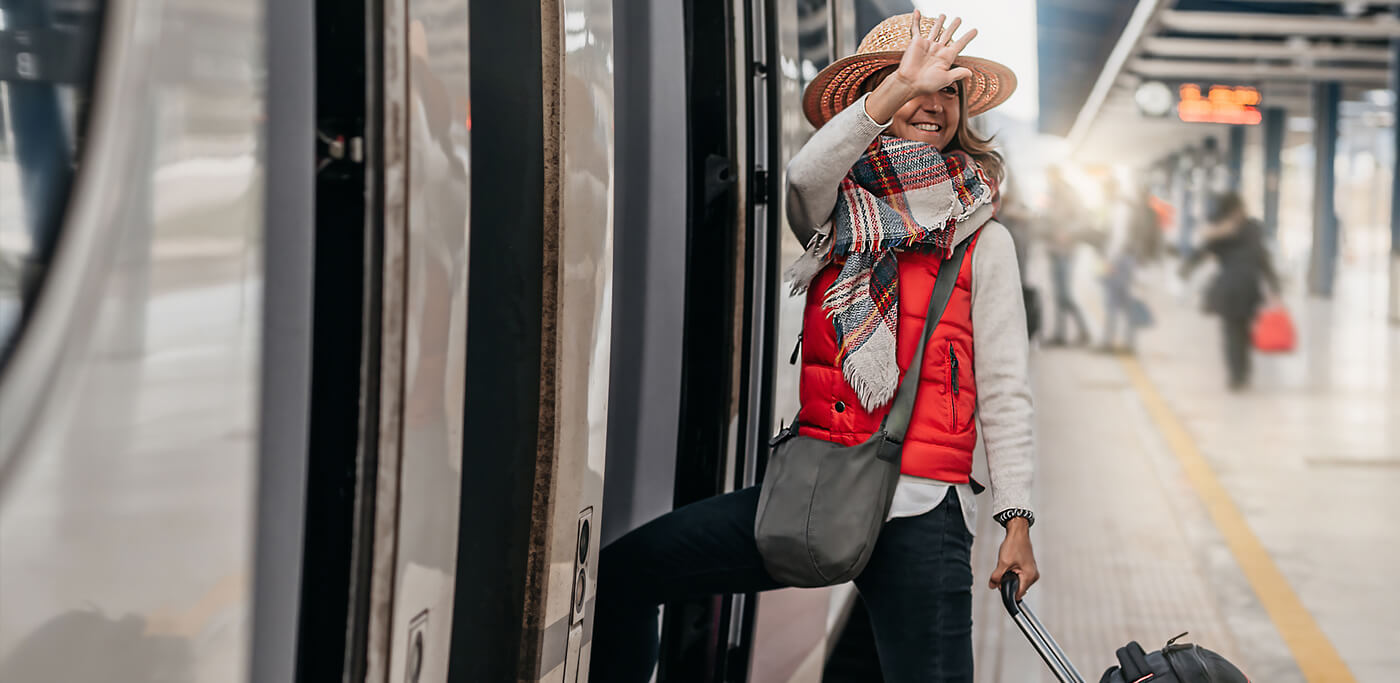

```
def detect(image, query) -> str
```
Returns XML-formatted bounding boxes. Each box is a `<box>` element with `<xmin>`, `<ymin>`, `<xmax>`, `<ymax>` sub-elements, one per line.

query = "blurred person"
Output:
<box><xmin>1200</xmin><ymin>136</ymin><xmax>1230</xmax><ymax>194</ymax></box>
<box><xmin>591</xmin><ymin>12</ymin><xmax>1038</xmax><ymax>683</ymax></box>
<box><xmin>998</xmin><ymin>179</ymin><xmax>1041</xmax><ymax>339</ymax></box>
<box><xmin>1181</xmin><ymin>138</ymin><xmax>1228</xmax><ymax>260</ymax></box>
<box><xmin>1172</xmin><ymin>147</ymin><xmax>1199</xmax><ymax>261</ymax></box>
<box><xmin>1098</xmin><ymin>177</ymin><xmax>1139</xmax><ymax>353</ymax></box>
<box><xmin>1178</xmin><ymin>192</ymin><xmax>1281</xmax><ymax>391</ymax></box>
<box><xmin>1042</xmin><ymin>166</ymin><xmax>1091</xmax><ymax>346</ymax></box>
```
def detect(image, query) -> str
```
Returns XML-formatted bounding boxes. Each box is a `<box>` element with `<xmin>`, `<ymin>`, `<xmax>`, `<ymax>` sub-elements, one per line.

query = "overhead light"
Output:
<box><xmin>1364</xmin><ymin>89</ymin><xmax>1396</xmax><ymax>108</ymax></box>
<box><xmin>1135</xmin><ymin>81</ymin><xmax>1174</xmax><ymax>118</ymax></box>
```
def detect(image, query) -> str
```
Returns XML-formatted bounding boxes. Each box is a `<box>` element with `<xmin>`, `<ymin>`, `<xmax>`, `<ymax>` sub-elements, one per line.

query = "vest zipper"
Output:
<box><xmin>949</xmin><ymin>343</ymin><xmax>960</xmax><ymax>395</ymax></box>
<box><xmin>949</xmin><ymin>343</ymin><xmax>960</xmax><ymax>430</ymax></box>
<box><xmin>789</xmin><ymin>332</ymin><xmax>803</xmax><ymax>365</ymax></box>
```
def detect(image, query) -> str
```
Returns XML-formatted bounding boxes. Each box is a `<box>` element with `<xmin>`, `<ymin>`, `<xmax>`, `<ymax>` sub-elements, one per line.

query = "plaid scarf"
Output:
<box><xmin>786</xmin><ymin>137</ymin><xmax>994</xmax><ymax>409</ymax></box>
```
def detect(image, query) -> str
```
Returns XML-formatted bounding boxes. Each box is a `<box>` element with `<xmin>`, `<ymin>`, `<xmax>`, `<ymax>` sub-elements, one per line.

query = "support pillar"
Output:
<box><xmin>1390</xmin><ymin>15</ymin><xmax>1400</xmax><ymax>322</ymax></box>
<box><xmin>1309</xmin><ymin>81</ymin><xmax>1340</xmax><ymax>298</ymax></box>
<box><xmin>1227</xmin><ymin>124</ymin><xmax>1246</xmax><ymax>191</ymax></box>
<box><xmin>1263</xmin><ymin>107</ymin><xmax>1286</xmax><ymax>239</ymax></box>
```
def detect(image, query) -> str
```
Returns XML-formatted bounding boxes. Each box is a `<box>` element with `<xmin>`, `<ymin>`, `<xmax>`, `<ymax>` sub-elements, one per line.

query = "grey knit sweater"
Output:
<box><xmin>784</xmin><ymin>93</ymin><xmax>1035</xmax><ymax>519</ymax></box>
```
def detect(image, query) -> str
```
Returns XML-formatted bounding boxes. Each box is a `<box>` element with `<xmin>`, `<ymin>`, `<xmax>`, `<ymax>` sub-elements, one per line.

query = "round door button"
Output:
<box><xmin>834</xmin><ymin>401</ymin><xmax>846</xmax><ymax>413</ymax></box>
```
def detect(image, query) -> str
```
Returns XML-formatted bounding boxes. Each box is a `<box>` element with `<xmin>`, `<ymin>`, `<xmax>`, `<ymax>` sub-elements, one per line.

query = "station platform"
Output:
<box><xmin>972</xmin><ymin>256</ymin><xmax>1400</xmax><ymax>683</ymax></box>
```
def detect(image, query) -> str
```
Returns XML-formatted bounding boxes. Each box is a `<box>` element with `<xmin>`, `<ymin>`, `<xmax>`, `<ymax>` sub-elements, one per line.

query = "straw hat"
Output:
<box><xmin>802</xmin><ymin>12</ymin><xmax>1017</xmax><ymax>128</ymax></box>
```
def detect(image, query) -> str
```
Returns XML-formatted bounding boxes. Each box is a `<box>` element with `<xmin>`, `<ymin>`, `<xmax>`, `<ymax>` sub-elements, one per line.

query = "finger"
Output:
<box><xmin>949</xmin><ymin>27</ymin><xmax>978</xmax><ymax>55</ymax></box>
<box><xmin>942</xmin><ymin>17</ymin><xmax>963</xmax><ymax>46</ymax></box>
<box><xmin>927</xmin><ymin>15</ymin><xmax>948</xmax><ymax>55</ymax></box>
<box><xmin>988</xmin><ymin>562</ymin><xmax>1011</xmax><ymax>589</ymax></box>
<box><xmin>948</xmin><ymin>66</ymin><xmax>974</xmax><ymax>83</ymax></box>
<box><xmin>910</xmin><ymin>9</ymin><xmax>922</xmax><ymax>40</ymax></box>
<box><xmin>1018</xmin><ymin>569</ymin><xmax>1040</xmax><ymax>601</ymax></box>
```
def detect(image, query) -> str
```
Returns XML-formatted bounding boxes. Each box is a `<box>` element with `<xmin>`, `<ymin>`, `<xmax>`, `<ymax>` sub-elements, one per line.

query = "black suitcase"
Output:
<box><xmin>999</xmin><ymin>572</ymin><xmax>1250</xmax><ymax>683</ymax></box>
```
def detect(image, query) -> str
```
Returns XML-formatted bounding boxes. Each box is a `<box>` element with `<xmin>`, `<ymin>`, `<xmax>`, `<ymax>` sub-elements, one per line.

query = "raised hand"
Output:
<box><xmin>893</xmin><ymin>11</ymin><xmax>977</xmax><ymax>97</ymax></box>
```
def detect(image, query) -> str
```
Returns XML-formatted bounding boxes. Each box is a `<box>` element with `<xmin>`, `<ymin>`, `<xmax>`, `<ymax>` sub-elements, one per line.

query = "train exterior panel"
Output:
<box><xmin>0</xmin><ymin>0</ymin><xmax>266</xmax><ymax>680</ymax></box>
<box><xmin>528</xmin><ymin>0</ymin><xmax>615</xmax><ymax>679</ymax></box>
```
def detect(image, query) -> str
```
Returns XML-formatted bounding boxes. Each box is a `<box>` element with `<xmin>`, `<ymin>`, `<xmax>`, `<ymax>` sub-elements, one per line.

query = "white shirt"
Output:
<box><xmin>887</xmin><ymin>477</ymin><xmax>979</xmax><ymax>535</ymax></box>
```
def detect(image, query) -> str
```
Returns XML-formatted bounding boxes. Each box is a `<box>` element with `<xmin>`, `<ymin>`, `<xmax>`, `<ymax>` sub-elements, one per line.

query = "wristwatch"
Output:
<box><xmin>994</xmin><ymin>508</ymin><xmax>1035</xmax><ymax>528</ymax></box>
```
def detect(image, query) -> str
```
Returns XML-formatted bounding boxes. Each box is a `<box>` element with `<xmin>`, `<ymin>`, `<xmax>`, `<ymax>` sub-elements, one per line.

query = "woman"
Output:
<box><xmin>591</xmin><ymin>13</ymin><xmax>1037</xmax><ymax>682</ymax></box>
<box><xmin>1179</xmin><ymin>192</ymin><xmax>1281</xmax><ymax>390</ymax></box>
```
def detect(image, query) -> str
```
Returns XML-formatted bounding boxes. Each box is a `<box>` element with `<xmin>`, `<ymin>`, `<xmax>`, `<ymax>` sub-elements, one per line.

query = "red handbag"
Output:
<box><xmin>1252</xmin><ymin>305</ymin><xmax>1296</xmax><ymax>353</ymax></box>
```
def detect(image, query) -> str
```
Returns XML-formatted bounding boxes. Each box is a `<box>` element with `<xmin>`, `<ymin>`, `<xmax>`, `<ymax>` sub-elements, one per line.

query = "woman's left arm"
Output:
<box><xmin>969</xmin><ymin>222</ymin><xmax>1039</xmax><ymax>599</ymax></box>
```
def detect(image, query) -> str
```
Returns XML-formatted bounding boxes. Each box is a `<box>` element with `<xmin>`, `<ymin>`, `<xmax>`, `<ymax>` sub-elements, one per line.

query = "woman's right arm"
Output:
<box><xmin>784</xmin><ymin>93</ymin><xmax>893</xmax><ymax>245</ymax></box>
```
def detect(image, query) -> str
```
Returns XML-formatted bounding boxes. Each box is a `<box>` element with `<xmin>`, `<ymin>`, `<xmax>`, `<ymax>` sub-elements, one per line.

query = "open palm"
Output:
<box><xmin>895</xmin><ymin>11</ymin><xmax>977</xmax><ymax>96</ymax></box>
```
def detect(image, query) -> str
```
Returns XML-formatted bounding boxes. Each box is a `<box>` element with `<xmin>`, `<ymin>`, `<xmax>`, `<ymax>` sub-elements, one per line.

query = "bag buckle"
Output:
<box><xmin>769</xmin><ymin>420</ymin><xmax>797</xmax><ymax>448</ymax></box>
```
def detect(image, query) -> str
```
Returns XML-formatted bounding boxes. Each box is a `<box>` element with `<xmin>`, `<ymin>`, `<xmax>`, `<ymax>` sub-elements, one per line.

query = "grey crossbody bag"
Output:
<box><xmin>755</xmin><ymin>238</ymin><xmax>970</xmax><ymax>588</ymax></box>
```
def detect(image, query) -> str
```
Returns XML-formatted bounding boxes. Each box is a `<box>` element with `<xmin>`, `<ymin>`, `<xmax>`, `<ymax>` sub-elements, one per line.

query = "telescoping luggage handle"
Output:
<box><xmin>1000</xmin><ymin>571</ymin><xmax>1087</xmax><ymax>683</ymax></box>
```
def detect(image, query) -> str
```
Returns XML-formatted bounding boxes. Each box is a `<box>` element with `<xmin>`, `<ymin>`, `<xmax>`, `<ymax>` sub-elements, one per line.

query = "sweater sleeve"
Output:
<box><xmin>969</xmin><ymin>222</ymin><xmax>1036</xmax><ymax>517</ymax></box>
<box><xmin>784</xmin><ymin>93</ymin><xmax>890</xmax><ymax>245</ymax></box>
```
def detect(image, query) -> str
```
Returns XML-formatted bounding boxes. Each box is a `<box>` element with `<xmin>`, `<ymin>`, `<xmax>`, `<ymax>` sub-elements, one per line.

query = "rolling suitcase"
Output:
<box><xmin>999</xmin><ymin>572</ymin><xmax>1250</xmax><ymax>683</ymax></box>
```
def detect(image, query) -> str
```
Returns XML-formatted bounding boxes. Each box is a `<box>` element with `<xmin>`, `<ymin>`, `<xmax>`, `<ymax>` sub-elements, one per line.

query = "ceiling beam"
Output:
<box><xmin>1128</xmin><ymin>57</ymin><xmax>1390</xmax><ymax>83</ymax></box>
<box><xmin>1159</xmin><ymin>10</ymin><xmax>1400</xmax><ymax>38</ymax></box>
<box><xmin>1141</xmin><ymin>36</ymin><xmax>1392</xmax><ymax>62</ymax></box>
<box><xmin>1225</xmin><ymin>0</ymin><xmax>1400</xmax><ymax>4</ymax></box>
<box><xmin>1068</xmin><ymin>0</ymin><xmax>1170</xmax><ymax>149</ymax></box>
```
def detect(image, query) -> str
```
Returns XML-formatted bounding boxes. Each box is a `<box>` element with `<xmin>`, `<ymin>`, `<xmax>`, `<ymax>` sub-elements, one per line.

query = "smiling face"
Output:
<box><xmin>887</xmin><ymin>82</ymin><xmax>961</xmax><ymax>151</ymax></box>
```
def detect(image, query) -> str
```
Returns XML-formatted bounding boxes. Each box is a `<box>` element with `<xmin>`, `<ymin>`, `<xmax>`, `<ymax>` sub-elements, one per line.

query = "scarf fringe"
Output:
<box><xmin>841</xmin><ymin>326</ymin><xmax>900</xmax><ymax>410</ymax></box>
<box><xmin>784</xmin><ymin>228</ymin><xmax>832</xmax><ymax>296</ymax></box>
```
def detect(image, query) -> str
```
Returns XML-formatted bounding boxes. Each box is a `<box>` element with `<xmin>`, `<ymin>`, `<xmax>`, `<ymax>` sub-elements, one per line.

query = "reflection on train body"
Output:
<box><xmin>0</xmin><ymin>0</ymin><xmax>264</xmax><ymax>681</ymax></box>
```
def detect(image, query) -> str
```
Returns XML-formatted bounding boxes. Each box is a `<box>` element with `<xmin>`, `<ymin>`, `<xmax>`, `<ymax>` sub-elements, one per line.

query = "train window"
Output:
<box><xmin>0</xmin><ymin>0</ymin><xmax>104</xmax><ymax>362</ymax></box>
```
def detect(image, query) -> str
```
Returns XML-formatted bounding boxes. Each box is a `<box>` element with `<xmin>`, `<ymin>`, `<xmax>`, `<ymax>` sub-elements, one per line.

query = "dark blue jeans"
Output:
<box><xmin>589</xmin><ymin>486</ymin><xmax>974</xmax><ymax>683</ymax></box>
<box><xmin>1049</xmin><ymin>252</ymin><xmax>1089</xmax><ymax>342</ymax></box>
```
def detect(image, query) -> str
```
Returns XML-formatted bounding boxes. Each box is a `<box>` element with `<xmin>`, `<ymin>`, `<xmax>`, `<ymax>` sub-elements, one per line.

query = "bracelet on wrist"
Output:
<box><xmin>994</xmin><ymin>508</ymin><xmax>1035</xmax><ymax>529</ymax></box>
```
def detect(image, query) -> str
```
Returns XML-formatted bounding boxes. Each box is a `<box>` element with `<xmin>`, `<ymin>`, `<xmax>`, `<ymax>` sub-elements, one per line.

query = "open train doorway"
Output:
<box><xmin>603</xmin><ymin>0</ymin><xmax>783</xmax><ymax>679</ymax></box>
<box><xmin>297</xmin><ymin>0</ymin><xmax>380</xmax><ymax>679</ymax></box>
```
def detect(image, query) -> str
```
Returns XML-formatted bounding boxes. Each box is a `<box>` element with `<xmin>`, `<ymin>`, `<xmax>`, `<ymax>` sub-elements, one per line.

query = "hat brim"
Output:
<box><xmin>801</xmin><ymin>53</ymin><xmax>1017</xmax><ymax>128</ymax></box>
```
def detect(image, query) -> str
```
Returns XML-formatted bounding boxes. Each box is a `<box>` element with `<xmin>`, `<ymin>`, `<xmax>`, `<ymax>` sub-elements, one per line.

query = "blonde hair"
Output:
<box><xmin>858</xmin><ymin>67</ymin><xmax>1004</xmax><ymax>183</ymax></box>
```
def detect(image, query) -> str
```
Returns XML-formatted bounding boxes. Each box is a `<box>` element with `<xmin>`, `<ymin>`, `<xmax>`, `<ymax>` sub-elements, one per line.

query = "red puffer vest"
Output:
<box><xmin>797</xmin><ymin>231</ymin><xmax>982</xmax><ymax>482</ymax></box>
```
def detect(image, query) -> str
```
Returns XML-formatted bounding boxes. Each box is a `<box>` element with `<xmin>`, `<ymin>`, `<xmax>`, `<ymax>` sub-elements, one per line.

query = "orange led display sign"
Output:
<box><xmin>1177</xmin><ymin>84</ymin><xmax>1262</xmax><ymax>125</ymax></box>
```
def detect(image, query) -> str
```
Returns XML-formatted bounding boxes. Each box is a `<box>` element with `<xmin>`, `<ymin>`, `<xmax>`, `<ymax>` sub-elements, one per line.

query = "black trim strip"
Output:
<box><xmin>446</xmin><ymin>0</ymin><xmax>546</xmax><ymax>679</ymax></box>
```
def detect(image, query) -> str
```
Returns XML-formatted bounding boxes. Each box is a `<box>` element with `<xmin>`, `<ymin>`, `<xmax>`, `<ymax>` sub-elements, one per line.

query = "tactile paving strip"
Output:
<box><xmin>972</xmin><ymin>355</ymin><xmax>1242</xmax><ymax>682</ymax></box>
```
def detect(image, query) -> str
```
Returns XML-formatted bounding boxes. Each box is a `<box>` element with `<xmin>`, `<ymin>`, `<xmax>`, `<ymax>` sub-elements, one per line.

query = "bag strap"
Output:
<box><xmin>882</xmin><ymin>236</ymin><xmax>973</xmax><ymax>443</ymax></box>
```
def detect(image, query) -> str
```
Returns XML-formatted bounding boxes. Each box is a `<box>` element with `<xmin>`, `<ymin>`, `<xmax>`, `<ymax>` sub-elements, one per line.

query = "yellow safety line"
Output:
<box><xmin>1119</xmin><ymin>358</ymin><xmax>1356</xmax><ymax>683</ymax></box>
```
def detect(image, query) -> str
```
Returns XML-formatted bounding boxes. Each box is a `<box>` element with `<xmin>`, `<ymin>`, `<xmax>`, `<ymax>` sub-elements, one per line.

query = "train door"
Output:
<box><xmin>298</xmin><ymin>0</ymin><xmax>471</xmax><ymax>680</ymax></box>
<box><xmin>444</xmin><ymin>0</ymin><xmax>614</xmax><ymax>681</ymax></box>
<box><xmin>368</xmin><ymin>0</ymin><xmax>472</xmax><ymax>681</ymax></box>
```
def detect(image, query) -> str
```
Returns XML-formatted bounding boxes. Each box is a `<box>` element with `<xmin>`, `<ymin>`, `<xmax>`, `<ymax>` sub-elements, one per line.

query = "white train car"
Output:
<box><xmin>0</xmin><ymin>0</ymin><xmax>897</xmax><ymax>680</ymax></box>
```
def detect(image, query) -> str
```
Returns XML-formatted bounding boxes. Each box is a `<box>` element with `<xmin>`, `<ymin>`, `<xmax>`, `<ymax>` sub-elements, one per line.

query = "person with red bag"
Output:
<box><xmin>1179</xmin><ymin>192</ymin><xmax>1283</xmax><ymax>390</ymax></box>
